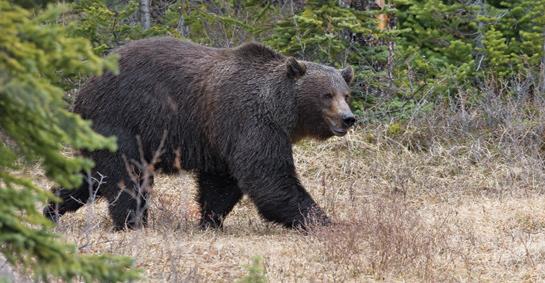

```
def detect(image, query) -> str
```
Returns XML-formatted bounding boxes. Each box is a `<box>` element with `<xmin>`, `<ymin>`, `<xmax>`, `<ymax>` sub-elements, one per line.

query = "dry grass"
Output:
<box><xmin>36</xmin><ymin>96</ymin><xmax>545</xmax><ymax>282</ymax></box>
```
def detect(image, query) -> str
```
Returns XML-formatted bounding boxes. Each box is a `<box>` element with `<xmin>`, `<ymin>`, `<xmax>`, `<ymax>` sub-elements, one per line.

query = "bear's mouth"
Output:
<box><xmin>325</xmin><ymin>117</ymin><xmax>348</xmax><ymax>137</ymax></box>
<box><xmin>330</xmin><ymin>127</ymin><xmax>348</xmax><ymax>136</ymax></box>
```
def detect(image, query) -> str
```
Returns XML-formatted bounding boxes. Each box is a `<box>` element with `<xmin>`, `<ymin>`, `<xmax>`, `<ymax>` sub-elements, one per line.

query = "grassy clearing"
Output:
<box><xmin>27</xmin><ymin>97</ymin><xmax>545</xmax><ymax>282</ymax></box>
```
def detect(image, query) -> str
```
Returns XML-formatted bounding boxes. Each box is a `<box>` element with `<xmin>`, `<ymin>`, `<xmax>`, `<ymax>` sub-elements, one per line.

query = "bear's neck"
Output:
<box><xmin>290</xmin><ymin>113</ymin><xmax>312</xmax><ymax>143</ymax></box>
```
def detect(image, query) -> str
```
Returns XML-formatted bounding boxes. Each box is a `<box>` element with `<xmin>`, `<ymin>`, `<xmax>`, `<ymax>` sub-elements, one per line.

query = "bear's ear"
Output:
<box><xmin>286</xmin><ymin>57</ymin><xmax>306</xmax><ymax>79</ymax></box>
<box><xmin>341</xmin><ymin>66</ymin><xmax>354</xmax><ymax>85</ymax></box>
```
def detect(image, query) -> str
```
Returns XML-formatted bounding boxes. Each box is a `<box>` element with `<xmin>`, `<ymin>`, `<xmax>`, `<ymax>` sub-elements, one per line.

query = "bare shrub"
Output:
<box><xmin>311</xmin><ymin>196</ymin><xmax>451</xmax><ymax>281</ymax></box>
<box><xmin>366</xmin><ymin>86</ymin><xmax>545</xmax><ymax>157</ymax></box>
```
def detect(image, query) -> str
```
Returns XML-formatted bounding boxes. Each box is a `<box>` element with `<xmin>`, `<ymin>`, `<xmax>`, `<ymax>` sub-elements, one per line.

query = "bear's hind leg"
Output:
<box><xmin>106</xmin><ymin>185</ymin><xmax>150</xmax><ymax>230</ymax></box>
<box><xmin>101</xmin><ymin>162</ymin><xmax>153</xmax><ymax>231</ymax></box>
<box><xmin>91</xmin><ymin>127</ymin><xmax>153</xmax><ymax>231</ymax></box>
<box><xmin>197</xmin><ymin>172</ymin><xmax>243</xmax><ymax>229</ymax></box>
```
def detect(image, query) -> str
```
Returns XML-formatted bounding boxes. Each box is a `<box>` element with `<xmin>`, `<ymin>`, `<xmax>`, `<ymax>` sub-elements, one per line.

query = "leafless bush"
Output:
<box><xmin>310</xmin><ymin>196</ymin><xmax>452</xmax><ymax>281</ymax></box>
<box><xmin>365</xmin><ymin>82</ymin><xmax>545</xmax><ymax>157</ymax></box>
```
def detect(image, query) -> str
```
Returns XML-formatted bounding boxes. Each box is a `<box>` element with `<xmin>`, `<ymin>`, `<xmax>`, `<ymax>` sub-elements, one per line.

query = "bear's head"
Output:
<box><xmin>286</xmin><ymin>58</ymin><xmax>356</xmax><ymax>141</ymax></box>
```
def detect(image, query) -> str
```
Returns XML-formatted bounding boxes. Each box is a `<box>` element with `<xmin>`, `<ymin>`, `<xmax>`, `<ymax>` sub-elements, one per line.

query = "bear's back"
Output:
<box><xmin>74</xmin><ymin>38</ymin><xmax>285</xmax><ymax>122</ymax></box>
<box><xmin>73</xmin><ymin>37</ymin><xmax>291</xmax><ymax>172</ymax></box>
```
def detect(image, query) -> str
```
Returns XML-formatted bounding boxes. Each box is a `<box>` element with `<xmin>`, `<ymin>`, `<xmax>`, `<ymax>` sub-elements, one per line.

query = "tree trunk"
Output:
<box><xmin>541</xmin><ymin>29</ymin><xmax>545</xmax><ymax>94</ymax></box>
<box><xmin>475</xmin><ymin>0</ymin><xmax>485</xmax><ymax>72</ymax></box>
<box><xmin>375</xmin><ymin>0</ymin><xmax>387</xmax><ymax>30</ymax></box>
<box><xmin>177</xmin><ymin>0</ymin><xmax>190</xmax><ymax>38</ymax></box>
<box><xmin>140</xmin><ymin>0</ymin><xmax>151</xmax><ymax>30</ymax></box>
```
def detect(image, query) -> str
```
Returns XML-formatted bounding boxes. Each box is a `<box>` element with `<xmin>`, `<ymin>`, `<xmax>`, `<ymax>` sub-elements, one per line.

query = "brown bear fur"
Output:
<box><xmin>44</xmin><ymin>37</ymin><xmax>355</xmax><ymax>230</ymax></box>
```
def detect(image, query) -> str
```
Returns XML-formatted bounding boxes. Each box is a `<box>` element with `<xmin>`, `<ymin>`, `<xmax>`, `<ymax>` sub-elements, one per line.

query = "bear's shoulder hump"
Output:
<box><xmin>232</xmin><ymin>42</ymin><xmax>284</xmax><ymax>62</ymax></box>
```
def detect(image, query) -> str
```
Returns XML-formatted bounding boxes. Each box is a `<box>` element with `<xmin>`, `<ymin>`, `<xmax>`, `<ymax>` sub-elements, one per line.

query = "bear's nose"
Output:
<box><xmin>342</xmin><ymin>115</ymin><xmax>356</xmax><ymax>128</ymax></box>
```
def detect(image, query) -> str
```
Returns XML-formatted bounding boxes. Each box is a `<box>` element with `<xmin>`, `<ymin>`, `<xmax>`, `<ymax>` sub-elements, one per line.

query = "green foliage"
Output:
<box><xmin>482</xmin><ymin>27</ymin><xmax>511</xmax><ymax>79</ymax></box>
<box><xmin>70</xmin><ymin>0</ymin><xmax>175</xmax><ymax>54</ymax></box>
<box><xmin>170</xmin><ymin>0</ymin><xmax>277</xmax><ymax>46</ymax></box>
<box><xmin>237</xmin><ymin>256</ymin><xmax>267</xmax><ymax>283</ymax></box>
<box><xmin>493</xmin><ymin>0</ymin><xmax>545</xmax><ymax>68</ymax></box>
<box><xmin>387</xmin><ymin>121</ymin><xmax>404</xmax><ymax>137</ymax></box>
<box><xmin>267</xmin><ymin>0</ymin><xmax>382</xmax><ymax>64</ymax></box>
<box><xmin>0</xmin><ymin>1</ymin><xmax>139</xmax><ymax>281</ymax></box>
<box><xmin>395</xmin><ymin>0</ymin><xmax>545</xmax><ymax>97</ymax></box>
<box><xmin>393</xmin><ymin>0</ymin><xmax>478</xmax><ymax>96</ymax></box>
<box><xmin>68</xmin><ymin>0</ymin><xmax>277</xmax><ymax>52</ymax></box>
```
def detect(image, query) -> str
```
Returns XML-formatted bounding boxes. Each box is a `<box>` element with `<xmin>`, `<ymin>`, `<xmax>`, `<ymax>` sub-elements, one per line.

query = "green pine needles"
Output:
<box><xmin>395</xmin><ymin>0</ymin><xmax>545</xmax><ymax>95</ymax></box>
<box><xmin>0</xmin><ymin>1</ymin><xmax>139</xmax><ymax>282</ymax></box>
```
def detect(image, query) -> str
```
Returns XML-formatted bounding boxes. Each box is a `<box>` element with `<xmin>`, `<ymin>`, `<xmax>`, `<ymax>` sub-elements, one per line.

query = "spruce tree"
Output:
<box><xmin>0</xmin><ymin>1</ymin><xmax>140</xmax><ymax>281</ymax></box>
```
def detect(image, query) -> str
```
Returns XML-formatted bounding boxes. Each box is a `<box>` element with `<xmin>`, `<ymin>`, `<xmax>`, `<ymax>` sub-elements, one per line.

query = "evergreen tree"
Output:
<box><xmin>394</xmin><ymin>0</ymin><xmax>545</xmax><ymax>98</ymax></box>
<box><xmin>394</xmin><ymin>0</ymin><xmax>477</xmax><ymax>96</ymax></box>
<box><xmin>0</xmin><ymin>1</ymin><xmax>140</xmax><ymax>281</ymax></box>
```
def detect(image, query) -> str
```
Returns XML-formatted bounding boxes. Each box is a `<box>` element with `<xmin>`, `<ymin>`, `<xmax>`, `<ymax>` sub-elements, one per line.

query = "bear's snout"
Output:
<box><xmin>342</xmin><ymin>114</ymin><xmax>356</xmax><ymax>128</ymax></box>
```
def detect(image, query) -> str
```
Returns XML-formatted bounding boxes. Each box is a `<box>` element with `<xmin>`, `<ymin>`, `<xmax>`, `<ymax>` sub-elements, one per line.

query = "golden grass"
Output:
<box><xmin>40</xmin><ymin>124</ymin><xmax>545</xmax><ymax>282</ymax></box>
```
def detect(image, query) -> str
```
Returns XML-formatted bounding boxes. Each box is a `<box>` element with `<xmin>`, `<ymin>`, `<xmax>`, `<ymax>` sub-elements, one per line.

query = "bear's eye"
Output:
<box><xmin>323</xmin><ymin>93</ymin><xmax>333</xmax><ymax>99</ymax></box>
<box><xmin>344</xmin><ymin>94</ymin><xmax>351</xmax><ymax>100</ymax></box>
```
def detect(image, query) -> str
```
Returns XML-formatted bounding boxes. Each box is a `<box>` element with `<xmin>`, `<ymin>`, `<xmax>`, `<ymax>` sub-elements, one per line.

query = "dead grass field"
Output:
<box><xmin>20</xmin><ymin>96</ymin><xmax>545</xmax><ymax>282</ymax></box>
<box><xmin>36</xmin><ymin>116</ymin><xmax>545</xmax><ymax>282</ymax></box>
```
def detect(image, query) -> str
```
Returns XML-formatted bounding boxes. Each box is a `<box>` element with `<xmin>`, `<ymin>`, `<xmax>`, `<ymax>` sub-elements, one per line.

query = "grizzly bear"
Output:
<box><xmin>43</xmin><ymin>37</ymin><xmax>356</xmax><ymax>230</ymax></box>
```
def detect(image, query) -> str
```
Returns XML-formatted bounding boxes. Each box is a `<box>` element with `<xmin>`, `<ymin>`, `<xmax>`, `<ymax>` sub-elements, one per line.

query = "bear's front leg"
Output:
<box><xmin>247</xmin><ymin>174</ymin><xmax>330</xmax><ymax>229</ymax></box>
<box><xmin>229</xmin><ymin>127</ymin><xmax>330</xmax><ymax>229</ymax></box>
